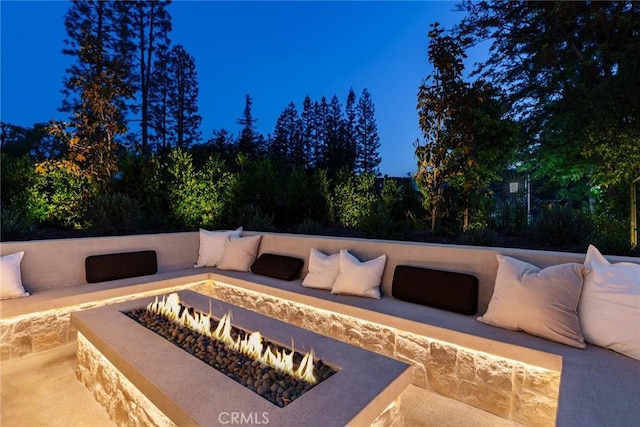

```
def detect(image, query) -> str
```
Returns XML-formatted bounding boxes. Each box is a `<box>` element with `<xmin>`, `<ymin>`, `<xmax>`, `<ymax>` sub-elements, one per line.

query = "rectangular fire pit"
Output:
<box><xmin>71</xmin><ymin>290</ymin><xmax>411</xmax><ymax>426</ymax></box>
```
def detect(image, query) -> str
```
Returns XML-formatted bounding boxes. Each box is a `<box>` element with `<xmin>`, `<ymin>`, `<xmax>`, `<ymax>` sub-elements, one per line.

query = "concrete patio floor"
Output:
<box><xmin>1</xmin><ymin>344</ymin><xmax>521</xmax><ymax>427</ymax></box>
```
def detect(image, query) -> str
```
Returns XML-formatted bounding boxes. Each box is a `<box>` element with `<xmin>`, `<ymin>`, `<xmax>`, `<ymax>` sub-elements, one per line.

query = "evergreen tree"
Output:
<box><xmin>52</xmin><ymin>32</ymin><xmax>132</xmax><ymax>189</ymax></box>
<box><xmin>237</xmin><ymin>94</ymin><xmax>261</xmax><ymax>159</ymax></box>
<box><xmin>119</xmin><ymin>0</ymin><xmax>172</xmax><ymax>154</ymax></box>
<box><xmin>300</xmin><ymin>96</ymin><xmax>315</xmax><ymax>168</ymax></box>
<box><xmin>287</xmin><ymin>105</ymin><xmax>305</xmax><ymax>169</ymax></box>
<box><xmin>58</xmin><ymin>0</ymin><xmax>133</xmax><ymax>189</ymax></box>
<box><xmin>166</xmin><ymin>45</ymin><xmax>201</xmax><ymax>149</ymax></box>
<box><xmin>271</xmin><ymin>102</ymin><xmax>302</xmax><ymax>167</ymax></box>
<box><xmin>324</xmin><ymin>95</ymin><xmax>346</xmax><ymax>177</ymax></box>
<box><xmin>149</xmin><ymin>49</ymin><xmax>171</xmax><ymax>152</ymax></box>
<box><xmin>197</xmin><ymin>129</ymin><xmax>236</xmax><ymax>167</ymax></box>
<box><xmin>314</xmin><ymin>97</ymin><xmax>329</xmax><ymax>169</ymax></box>
<box><xmin>344</xmin><ymin>88</ymin><xmax>358</xmax><ymax>172</ymax></box>
<box><xmin>355</xmin><ymin>88</ymin><xmax>381</xmax><ymax>175</ymax></box>
<box><xmin>270</xmin><ymin>105</ymin><xmax>290</xmax><ymax>160</ymax></box>
<box><xmin>61</xmin><ymin>1</ymin><xmax>128</xmax><ymax>117</ymax></box>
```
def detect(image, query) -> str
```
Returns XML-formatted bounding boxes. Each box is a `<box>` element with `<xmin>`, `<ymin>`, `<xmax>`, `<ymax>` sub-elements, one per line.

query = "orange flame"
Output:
<box><xmin>147</xmin><ymin>293</ymin><xmax>317</xmax><ymax>384</ymax></box>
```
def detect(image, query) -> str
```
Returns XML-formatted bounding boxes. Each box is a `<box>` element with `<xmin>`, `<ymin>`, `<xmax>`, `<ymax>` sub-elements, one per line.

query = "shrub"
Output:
<box><xmin>459</xmin><ymin>227</ymin><xmax>498</xmax><ymax>247</ymax></box>
<box><xmin>87</xmin><ymin>192</ymin><xmax>143</xmax><ymax>233</ymax></box>
<box><xmin>116</xmin><ymin>153</ymin><xmax>167</xmax><ymax>228</ymax></box>
<box><xmin>286</xmin><ymin>169</ymin><xmax>313</xmax><ymax>227</ymax></box>
<box><xmin>294</xmin><ymin>218</ymin><xmax>324</xmax><ymax>235</ymax></box>
<box><xmin>333</xmin><ymin>170</ymin><xmax>377</xmax><ymax>228</ymax></box>
<box><xmin>590</xmin><ymin>215</ymin><xmax>636</xmax><ymax>256</ymax></box>
<box><xmin>309</xmin><ymin>169</ymin><xmax>333</xmax><ymax>224</ymax></box>
<box><xmin>380</xmin><ymin>177</ymin><xmax>424</xmax><ymax>224</ymax></box>
<box><xmin>34</xmin><ymin>161</ymin><xmax>92</xmax><ymax>228</ymax></box>
<box><xmin>232</xmin><ymin>157</ymin><xmax>279</xmax><ymax>221</ymax></box>
<box><xmin>238</xmin><ymin>204</ymin><xmax>275</xmax><ymax>232</ymax></box>
<box><xmin>285</xmin><ymin>168</ymin><xmax>333</xmax><ymax>227</ymax></box>
<box><xmin>0</xmin><ymin>204</ymin><xmax>37</xmax><ymax>241</ymax></box>
<box><xmin>361</xmin><ymin>203</ymin><xmax>411</xmax><ymax>240</ymax></box>
<box><xmin>166</xmin><ymin>149</ymin><xmax>233</xmax><ymax>229</ymax></box>
<box><xmin>531</xmin><ymin>205</ymin><xmax>593</xmax><ymax>250</ymax></box>
<box><xmin>492</xmin><ymin>198</ymin><xmax>528</xmax><ymax>233</ymax></box>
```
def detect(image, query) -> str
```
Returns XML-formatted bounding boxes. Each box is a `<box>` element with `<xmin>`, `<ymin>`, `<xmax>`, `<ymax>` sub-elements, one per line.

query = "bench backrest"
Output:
<box><xmin>2</xmin><ymin>231</ymin><xmax>638</xmax><ymax>313</ymax></box>
<box><xmin>0</xmin><ymin>232</ymin><xmax>199</xmax><ymax>293</ymax></box>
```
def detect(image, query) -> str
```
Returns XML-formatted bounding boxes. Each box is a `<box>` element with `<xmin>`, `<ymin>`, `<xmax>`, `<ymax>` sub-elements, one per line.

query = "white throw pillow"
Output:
<box><xmin>0</xmin><ymin>252</ymin><xmax>29</xmax><ymax>299</ymax></box>
<box><xmin>195</xmin><ymin>227</ymin><xmax>242</xmax><ymax>267</ymax></box>
<box><xmin>331</xmin><ymin>250</ymin><xmax>386</xmax><ymax>299</ymax></box>
<box><xmin>478</xmin><ymin>255</ymin><xmax>586</xmax><ymax>348</ymax></box>
<box><xmin>217</xmin><ymin>235</ymin><xmax>262</xmax><ymax>272</ymax></box>
<box><xmin>578</xmin><ymin>245</ymin><xmax>640</xmax><ymax>360</ymax></box>
<box><xmin>302</xmin><ymin>249</ymin><xmax>341</xmax><ymax>290</ymax></box>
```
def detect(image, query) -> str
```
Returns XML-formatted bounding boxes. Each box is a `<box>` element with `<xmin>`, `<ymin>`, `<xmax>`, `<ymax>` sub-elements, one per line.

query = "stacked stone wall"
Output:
<box><xmin>0</xmin><ymin>282</ymin><xmax>202</xmax><ymax>361</ymax></box>
<box><xmin>77</xmin><ymin>333</ymin><xmax>403</xmax><ymax>427</ymax></box>
<box><xmin>77</xmin><ymin>334</ymin><xmax>177</xmax><ymax>427</ymax></box>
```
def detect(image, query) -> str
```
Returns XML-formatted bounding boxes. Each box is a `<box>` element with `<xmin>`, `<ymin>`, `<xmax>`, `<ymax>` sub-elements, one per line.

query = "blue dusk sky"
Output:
<box><xmin>1</xmin><ymin>0</ymin><xmax>484</xmax><ymax>177</ymax></box>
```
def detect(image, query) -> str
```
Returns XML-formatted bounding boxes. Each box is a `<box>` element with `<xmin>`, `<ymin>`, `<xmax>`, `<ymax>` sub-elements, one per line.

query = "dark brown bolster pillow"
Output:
<box><xmin>392</xmin><ymin>265</ymin><xmax>478</xmax><ymax>315</ymax></box>
<box><xmin>85</xmin><ymin>250</ymin><xmax>157</xmax><ymax>283</ymax></box>
<box><xmin>251</xmin><ymin>253</ymin><xmax>304</xmax><ymax>281</ymax></box>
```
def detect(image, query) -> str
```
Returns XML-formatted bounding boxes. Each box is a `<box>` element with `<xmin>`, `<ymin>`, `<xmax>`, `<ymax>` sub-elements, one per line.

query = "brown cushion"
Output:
<box><xmin>250</xmin><ymin>253</ymin><xmax>304</xmax><ymax>281</ymax></box>
<box><xmin>85</xmin><ymin>251</ymin><xmax>157</xmax><ymax>283</ymax></box>
<box><xmin>392</xmin><ymin>265</ymin><xmax>478</xmax><ymax>315</ymax></box>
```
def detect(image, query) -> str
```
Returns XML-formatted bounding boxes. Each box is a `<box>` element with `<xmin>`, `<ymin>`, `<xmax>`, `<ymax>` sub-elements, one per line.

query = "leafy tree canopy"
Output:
<box><xmin>456</xmin><ymin>0</ymin><xmax>640</xmax><ymax>191</ymax></box>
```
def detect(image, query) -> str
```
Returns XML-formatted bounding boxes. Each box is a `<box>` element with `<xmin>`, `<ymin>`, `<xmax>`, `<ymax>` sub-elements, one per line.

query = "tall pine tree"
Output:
<box><xmin>355</xmin><ymin>88</ymin><xmax>381</xmax><ymax>175</ymax></box>
<box><xmin>119</xmin><ymin>0</ymin><xmax>171</xmax><ymax>153</ymax></box>
<box><xmin>314</xmin><ymin>97</ymin><xmax>329</xmax><ymax>169</ymax></box>
<box><xmin>344</xmin><ymin>88</ymin><xmax>358</xmax><ymax>172</ymax></box>
<box><xmin>324</xmin><ymin>95</ymin><xmax>346</xmax><ymax>178</ymax></box>
<box><xmin>300</xmin><ymin>96</ymin><xmax>316</xmax><ymax>168</ymax></box>
<box><xmin>166</xmin><ymin>45</ymin><xmax>201</xmax><ymax>149</ymax></box>
<box><xmin>59</xmin><ymin>0</ymin><xmax>133</xmax><ymax>188</ymax></box>
<box><xmin>271</xmin><ymin>102</ymin><xmax>302</xmax><ymax>168</ymax></box>
<box><xmin>61</xmin><ymin>1</ymin><xmax>128</xmax><ymax>117</ymax></box>
<box><xmin>149</xmin><ymin>49</ymin><xmax>171</xmax><ymax>152</ymax></box>
<box><xmin>55</xmin><ymin>32</ymin><xmax>132</xmax><ymax>189</ymax></box>
<box><xmin>237</xmin><ymin>94</ymin><xmax>262</xmax><ymax>159</ymax></box>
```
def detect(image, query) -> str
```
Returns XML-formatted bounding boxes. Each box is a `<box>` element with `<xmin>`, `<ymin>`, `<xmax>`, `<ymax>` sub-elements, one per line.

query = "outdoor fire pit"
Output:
<box><xmin>123</xmin><ymin>293</ymin><xmax>337</xmax><ymax>407</ymax></box>
<box><xmin>71</xmin><ymin>290</ymin><xmax>412</xmax><ymax>426</ymax></box>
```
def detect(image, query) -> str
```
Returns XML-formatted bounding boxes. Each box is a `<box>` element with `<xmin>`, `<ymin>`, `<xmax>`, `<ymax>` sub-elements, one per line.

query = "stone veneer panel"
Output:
<box><xmin>0</xmin><ymin>282</ymin><xmax>202</xmax><ymax>361</ymax></box>
<box><xmin>196</xmin><ymin>280</ymin><xmax>560</xmax><ymax>427</ymax></box>
<box><xmin>77</xmin><ymin>334</ymin><xmax>177</xmax><ymax>427</ymax></box>
<box><xmin>371</xmin><ymin>397</ymin><xmax>404</xmax><ymax>427</ymax></box>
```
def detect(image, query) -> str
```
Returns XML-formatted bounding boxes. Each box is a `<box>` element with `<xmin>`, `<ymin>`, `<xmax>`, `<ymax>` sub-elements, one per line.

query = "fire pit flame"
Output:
<box><xmin>147</xmin><ymin>293</ymin><xmax>317</xmax><ymax>384</ymax></box>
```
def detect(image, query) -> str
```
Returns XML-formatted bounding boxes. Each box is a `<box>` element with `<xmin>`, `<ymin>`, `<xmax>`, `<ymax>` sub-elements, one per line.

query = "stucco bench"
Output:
<box><xmin>196</xmin><ymin>267</ymin><xmax>640</xmax><ymax>427</ymax></box>
<box><xmin>0</xmin><ymin>269</ymin><xmax>210</xmax><ymax>320</ymax></box>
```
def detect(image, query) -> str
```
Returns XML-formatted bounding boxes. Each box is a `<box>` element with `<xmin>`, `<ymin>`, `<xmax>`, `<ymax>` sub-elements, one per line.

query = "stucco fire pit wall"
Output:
<box><xmin>71</xmin><ymin>290</ymin><xmax>412</xmax><ymax>427</ymax></box>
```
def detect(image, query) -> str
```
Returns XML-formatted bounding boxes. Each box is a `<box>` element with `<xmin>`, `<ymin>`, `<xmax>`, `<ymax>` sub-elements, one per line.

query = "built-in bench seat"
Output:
<box><xmin>0</xmin><ymin>269</ymin><xmax>210</xmax><ymax>320</ymax></box>
<box><xmin>1</xmin><ymin>231</ymin><xmax>638</xmax><ymax>426</ymax></box>
<box><xmin>200</xmin><ymin>269</ymin><xmax>640</xmax><ymax>427</ymax></box>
